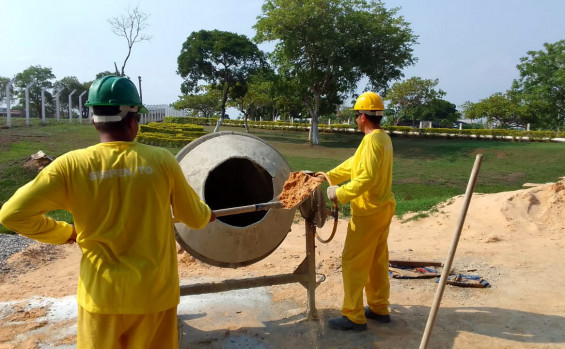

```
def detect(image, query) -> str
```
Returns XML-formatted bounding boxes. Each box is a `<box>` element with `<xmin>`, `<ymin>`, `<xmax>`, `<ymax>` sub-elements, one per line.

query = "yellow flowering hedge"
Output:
<box><xmin>136</xmin><ymin>121</ymin><xmax>206</xmax><ymax>147</ymax></box>
<box><xmin>144</xmin><ymin>116</ymin><xmax>565</xmax><ymax>143</ymax></box>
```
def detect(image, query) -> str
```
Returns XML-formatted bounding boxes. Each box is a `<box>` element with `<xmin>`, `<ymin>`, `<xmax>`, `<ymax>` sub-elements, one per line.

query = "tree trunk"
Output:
<box><xmin>120</xmin><ymin>46</ymin><xmax>132</xmax><ymax>77</ymax></box>
<box><xmin>305</xmin><ymin>94</ymin><xmax>321</xmax><ymax>145</ymax></box>
<box><xmin>394</xmin><ymin>110</ymin><xmax>407</xmax><ymax>126</ymax></box>
<box><xmin>240</xmin><ymin>103</ymin><xmax>250</xmax><ymax>133</ymax></box>
<box><xmin>214</xmin><ymin>83</ymin><xmax>230</xmax><ymax>133</ymax></box>
<box><xmin>311</xmin><ymin>121</ymin><xmax>319</xmax><ymax>145</ymax></box>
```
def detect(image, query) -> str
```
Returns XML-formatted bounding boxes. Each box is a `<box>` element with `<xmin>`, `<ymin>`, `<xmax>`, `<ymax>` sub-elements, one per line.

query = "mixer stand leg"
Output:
<box><xmin>304</xmin><ymin>220</ymin><xmax>319</xmax><ymax>320</ymax></box>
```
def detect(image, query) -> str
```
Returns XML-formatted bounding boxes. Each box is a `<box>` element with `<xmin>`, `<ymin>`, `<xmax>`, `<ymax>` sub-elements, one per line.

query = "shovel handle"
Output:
<box><xmin>212</xmin><ymin>201</ymin><xmax>283</xmax><ymax>217</ymax></box>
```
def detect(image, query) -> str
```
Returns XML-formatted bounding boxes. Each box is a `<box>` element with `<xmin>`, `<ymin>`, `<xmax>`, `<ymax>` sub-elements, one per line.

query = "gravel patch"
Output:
<box><xmin>0</xmin><ymin>234</ymin><xmax>35</xmax><ymax>272</ymax></box>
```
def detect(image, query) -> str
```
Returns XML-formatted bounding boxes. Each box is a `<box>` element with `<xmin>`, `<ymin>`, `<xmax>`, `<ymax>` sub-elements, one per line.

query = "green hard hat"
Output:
<box><xmin>85</xmin><ymin>75</ymin><xmax>145</xmax><ymax>110</ymax></box>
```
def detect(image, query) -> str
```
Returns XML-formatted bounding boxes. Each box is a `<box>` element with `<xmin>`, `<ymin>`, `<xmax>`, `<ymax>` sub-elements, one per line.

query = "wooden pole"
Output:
<box><xmin>419</xmin><ymin>154</ymin><xmax>483</xmax><ymax>349</ymax></box>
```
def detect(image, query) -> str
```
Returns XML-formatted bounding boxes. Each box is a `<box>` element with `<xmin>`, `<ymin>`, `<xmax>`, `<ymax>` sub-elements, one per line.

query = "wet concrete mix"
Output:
<box><xmin>278</xmin><ymin>172</ymin><xmax>325</xmax><ymax>209</ymax></box>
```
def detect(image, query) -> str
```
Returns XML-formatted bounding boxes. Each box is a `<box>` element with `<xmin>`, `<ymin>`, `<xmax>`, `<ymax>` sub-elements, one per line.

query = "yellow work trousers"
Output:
<box><xmin>341</xmin><ymin>202</ymin><xmax>395</xmax><ymax>324</ymax></box>
<box><xmin>77</xmin><ymin>306</ymin><xmax>178</xmax><ymax>349</ymax></box>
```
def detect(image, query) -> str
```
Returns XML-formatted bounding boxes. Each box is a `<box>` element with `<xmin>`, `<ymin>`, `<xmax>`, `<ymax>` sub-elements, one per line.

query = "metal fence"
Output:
<box><xmin>139</xmin><ymin>105</ymin><xmax>189</xmax><ymax>124</ymax></box>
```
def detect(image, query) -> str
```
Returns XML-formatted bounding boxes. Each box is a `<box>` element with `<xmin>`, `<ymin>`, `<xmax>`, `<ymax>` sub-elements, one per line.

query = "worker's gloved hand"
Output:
<box><xmin>301</xmin><ymin>170</ymin><xmax>314</xmax><ymax>175</ymax></box>
<box><xmin>327</xmin><ymin>185</ymin><xmax>338</xmax><ymax>202</ymax></box>
<box><xmin>314</xmin><ymin>171</ymin><xmax>327</xmax><ymax>181</ymax></box>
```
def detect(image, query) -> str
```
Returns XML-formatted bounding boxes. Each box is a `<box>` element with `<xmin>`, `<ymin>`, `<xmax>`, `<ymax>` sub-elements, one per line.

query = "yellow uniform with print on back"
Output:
<box><xmin>326</xmin><ymin>128</ymin><xmax>395</xmax><ymax>324</ymax></box>
<box><xmin>0</xmin><ymin>141</ymin><xmax>211</xmax><ymax>346</ymax></box>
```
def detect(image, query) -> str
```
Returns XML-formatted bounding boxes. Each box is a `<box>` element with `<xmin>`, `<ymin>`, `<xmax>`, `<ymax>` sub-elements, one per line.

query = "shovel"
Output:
<box><xmin>212</xmin><ymin>200</ymin><xmax>284</xmax><ymax>217</ymax></box>
<box><xmin>174</xmin><ymin>171</ymin><xmax>329</xmax><ymax>221</ymax></box>
<box><xmin>172</xmin><ymin>200</ymin><xmax>284</xmax><ymax>223</ymax></box>
<box><xmin>213</xmin><ymin>171</ymin><xmax>330</xmax><ymax>217</ymax></box>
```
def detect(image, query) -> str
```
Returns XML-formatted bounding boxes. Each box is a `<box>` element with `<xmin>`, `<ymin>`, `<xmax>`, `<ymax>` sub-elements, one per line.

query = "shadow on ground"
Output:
<box><xmin>177</xmin><ymin>294</ymin><xmax>565</xmax><ymax>349</ymax></box>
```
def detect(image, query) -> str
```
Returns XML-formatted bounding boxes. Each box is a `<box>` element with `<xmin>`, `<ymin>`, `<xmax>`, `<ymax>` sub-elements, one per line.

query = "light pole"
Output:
<box><xmin>5</xmin><ymin>78</ymin><xmax>15</xmax><ymax>128</ymax></box>
<box><xmin>138</xmin><ymin>76</ymin><xmax>143</xmax><ymax>104</ymax></box>
<box><xmin>68</xmin><ymin>89</ymin><xmax>76</xmax><ymax>123</ymax></box>
<box><xmin>78</xmin><ymin>91</ymin><xmax>87</xmax><ymax>123</ymax></box>
<box><xmin>25</xmin><ymin>81</ymin><xmax>35</xmax><ymax>126</ymax></box>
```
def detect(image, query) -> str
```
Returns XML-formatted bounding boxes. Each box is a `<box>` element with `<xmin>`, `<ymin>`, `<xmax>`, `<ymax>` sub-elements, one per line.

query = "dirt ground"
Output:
<box><xmin>1</xmin><ymin>180</ymin><xmax>564</xmax><ymax>348</ymax></box>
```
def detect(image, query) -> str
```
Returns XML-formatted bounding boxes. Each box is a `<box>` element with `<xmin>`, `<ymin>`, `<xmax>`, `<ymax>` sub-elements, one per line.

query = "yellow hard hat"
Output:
<box><xmin>352</xmin><ymin>92</ymin><xmax>384</xmax><ymax>115</ymax></box>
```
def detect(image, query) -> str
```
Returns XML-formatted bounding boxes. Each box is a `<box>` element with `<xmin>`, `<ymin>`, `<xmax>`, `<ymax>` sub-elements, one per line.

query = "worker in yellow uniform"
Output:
<box><xmin>318</xmin><ymin>91</ymin><xmax>395</xmax><ymax>331</ymax></box>
<box><xmin>0</xmin><ymin>75</ymin><xmax>215</xmax><ymax>348</ymax></box>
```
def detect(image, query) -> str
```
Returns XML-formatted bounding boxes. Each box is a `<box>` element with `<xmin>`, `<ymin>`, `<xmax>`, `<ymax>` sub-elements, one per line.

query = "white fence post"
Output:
<box><xmin>79</xmin><ymin>91</ymin><xmax>87</xmax><ymax>123</ymax></box>
<box><xmin>5</xmin><ymin>78</ymin><xmax>15</xmax><ymax>128</ymax></box>
<box><xmin>25</xmin><ymin>81</ymin><xmax>34</xmax><ymax>126</ymax></box>
<box><xmin>54</xmin><ymin>89</ymin><xmax>62</xmax><ymax>122</ymax></box>
<box><xmin>41</xmin><ymin>87</ymin><xmax>47</xmax><ymax>125</ymax></box>
<box><xmin>68</xmin><ymin>90</ymin><xmax>76</xmax><ymax>123</ymax></box>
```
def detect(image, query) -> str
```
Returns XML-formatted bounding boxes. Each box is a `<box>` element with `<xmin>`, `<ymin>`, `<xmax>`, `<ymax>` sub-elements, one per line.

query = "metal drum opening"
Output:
<box><xmin>204</xmin><ymin>157</ymin><xmax>273</xmax><ymax>227</ymax></box>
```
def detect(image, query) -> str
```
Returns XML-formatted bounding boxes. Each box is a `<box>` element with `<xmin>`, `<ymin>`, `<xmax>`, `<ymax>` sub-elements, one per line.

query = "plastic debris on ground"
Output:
<box><xmin>436</xmin><ymin>274</ymin><xmax>491</xmax><ymax>288</ymax></box>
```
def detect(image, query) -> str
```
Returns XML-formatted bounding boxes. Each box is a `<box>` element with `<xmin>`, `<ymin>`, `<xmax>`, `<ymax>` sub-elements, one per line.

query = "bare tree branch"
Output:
<box><xmin>108</xmin><ymin>5</ymin><xmax>152</xmax><ymax>76</ymax></box>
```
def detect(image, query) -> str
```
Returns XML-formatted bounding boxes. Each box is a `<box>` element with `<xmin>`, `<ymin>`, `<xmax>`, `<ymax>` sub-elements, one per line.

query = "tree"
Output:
<box><xmin>334</xmin><ymin>106</ymin><xmax>357</xmax><ymax>125</ymax></box>
<box><xmin>413</xmin><ymin>98</ymin><xmax>460</xmax><ymax>127</ymax></box>
<box><xmin>512</xmin><ymin>40</ymin><xmax>565</xmax><ymax>131</ymax></box>
<box><xmin>53</xmin><ymin>76</ymin><xmax>88</xmax><ymax>117</ymax></box>
<box><xmin>177</xmin><ymin>30</ymin><xmax>265</xmax><ymax>132</ymax></box>
<box><xmin>269</xmin><ymin>74</ymin><xmax>307</xmax><ymax>122</ymax></box>
<box><xmin>14</xmin><ymin>65</ymin><xmax>56</xmax><ymax>118</ymax></box>
<box><xmin>254</xmin><ymin>0</ymin><xmax>417</xmax><ymax>144</ymax></box>
<box><xmin>462</xmin><ymin>92</ymin><xmax>526</xmax><ymax>129</ymax></box>
<box><xmin>96</xmin><ymin>71</ymin><xmax>115</xmax><ymax>80</ymax></box>
<box><xmin>1</xmin><ymin>76</ymin><xmax>13</xmax><ymax>106</ymax></box>
<box><xmin>382</xmin><ymin>107</ymin><xmax>396</xmax><ymax>126</ymax></box>
<box><xmin>108</xmin><ymin>5</ymin><xmax>151</xmax><ymax>77</ymax></box>
<box><xmin>172</xmin><ymin>86</ymin><xmax>221</xmax><ymax>119</ymax></box>
<box><xmin>228</xmin><ymin>68</ymin><xmax>278</xmax><ymax>132</ymax></box>
<box><xmin>384</xmin><ymin>77</ymin><xmax>445</xmax><ymax>126</ymax></box>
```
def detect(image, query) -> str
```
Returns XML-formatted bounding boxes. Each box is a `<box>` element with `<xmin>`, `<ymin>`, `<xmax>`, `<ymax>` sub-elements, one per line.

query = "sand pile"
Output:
<box><xmin>278</xmin><ymin>171</ymin><xmax>325</xmax><ymax>209</ymax></box>
<box><xmin>501</xmin><ymin>180</ymin><xmax>565</xmax><ymax>227</ymax></box>
<box><xmin>22</xmin><ymin>151</ymin><xmax>54</xmax><ymax>172</ymax></box>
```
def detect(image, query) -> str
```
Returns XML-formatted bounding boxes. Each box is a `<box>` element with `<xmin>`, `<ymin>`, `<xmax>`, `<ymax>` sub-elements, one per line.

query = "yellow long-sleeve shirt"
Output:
<box><xmin>0</xmin><ymin>141</ymin><xmax>211</xmax><ymax>314</ymax></box>
<box><xmin>326</xmin><ymin>129</ymin><xmax>395</xmax><ymax>216</ymax></box>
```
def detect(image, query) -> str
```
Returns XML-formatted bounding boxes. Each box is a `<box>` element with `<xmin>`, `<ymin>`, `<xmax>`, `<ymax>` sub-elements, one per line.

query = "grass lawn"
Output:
<box><xmin>2</xmin><ymin>117</ymin><xmax>564</xmax><ymax>233</ymax></box>
<box><xmin>212</xmin><ymin>126</ymin><xmax>565</xmax><ymax>218</ymax></box>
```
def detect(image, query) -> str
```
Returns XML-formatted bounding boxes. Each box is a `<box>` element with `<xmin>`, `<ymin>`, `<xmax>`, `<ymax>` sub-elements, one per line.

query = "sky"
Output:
<box><xmin>3</xmin><ymin>0</ymin><xmax>565</xmax><ymax>114</ymax></box>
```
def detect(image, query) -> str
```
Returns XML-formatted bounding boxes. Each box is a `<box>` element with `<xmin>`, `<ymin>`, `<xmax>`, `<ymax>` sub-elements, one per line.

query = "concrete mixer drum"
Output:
<box><xmin>174</xmin><ymin>131</ymin><xmax>296</xmax><ymax>268</ymax></box>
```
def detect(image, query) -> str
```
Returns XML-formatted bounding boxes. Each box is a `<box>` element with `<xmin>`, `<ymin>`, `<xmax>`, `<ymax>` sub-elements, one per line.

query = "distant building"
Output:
<box><xmin>0</xmin><ymin>107</ymin><xmax>22</xmax><ymax>117</ymax></box>
<box><xmin>454</xmin><ymin>120</ymin><xmax>469</xmax><ymax>128</ymax></box>
<box><xmin>395</xmin><ymin>119</ymin><xmax>441</xmax><ymax>128</ymax></box>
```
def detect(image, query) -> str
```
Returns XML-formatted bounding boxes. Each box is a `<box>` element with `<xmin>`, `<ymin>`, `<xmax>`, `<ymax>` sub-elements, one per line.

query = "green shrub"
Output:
<box><xmin>136</xmin><ymin>132</ymin><xmax>198</xmax><ymax>148</ymax></box>
<box><xmin>163</xmin><ymin>116</ymin><xmax>218</xmax><ymax>125</ymax></box>
<box><xmin>525</xmin><ymin>130</ymin><xmax>556</xmax><ymax>142</ymax></box>
<box><xmin>383</xmin><ymin>126</ymin><xmax>413</xmax><ymax>135</ymax></box>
